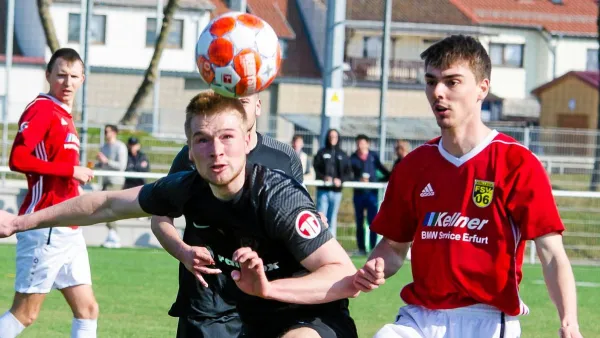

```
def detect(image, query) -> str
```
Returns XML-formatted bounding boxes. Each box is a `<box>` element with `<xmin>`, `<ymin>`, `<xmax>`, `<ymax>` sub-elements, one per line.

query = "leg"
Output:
<box><xmin>366</xmin><ymin>192</ymin><xmax>380</xmax><ymax>251</ymax></box>
<box><xmin>316</xmin><ymin>189</ymin><xmax>329</xmax><ymax>219</ymax></box>
<box><xmin>56</xmin><ymin>235</ymin><xmax>98</xmax><ymax>338</ymax></box>
<box><xmin>4</xmin><ymin>292</ymin><xmax>46</xmax><ymax>327</ymax></box>
<box><xmin>353</xmin><ymin>194</ymin><xmax>366</xmax><ymax>253</ymax></box>
<box><xmin>326</xmin><ymin>191</ymin><xmax>342</xmax><ymax>239</ymax></box>
<box><xmin>373</xmin><ymin>306</ymin><xmax>427</xmax><ymax>338</ymax></box>
<box><xmin>176</xmin><ymin>314</ymin><xmax>243</xmax><ymax>338</ymax></box>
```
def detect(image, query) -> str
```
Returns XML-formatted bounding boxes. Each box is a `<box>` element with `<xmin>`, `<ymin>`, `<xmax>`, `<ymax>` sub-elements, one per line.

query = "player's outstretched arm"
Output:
<box><xmin>354</xmin><ymin>238</ymin><xmax>411</xmax><ymax>292</ymax></box>
<box><xmin>0</xmin><ymin>186</ymin><xmax>148</xmax><ymax>237</ymax></box>
<box><xmin>535</xmin><ymin>233</ymin><xmax>583</xmax><ymax>338</ymax></box>
<box><xmin>232</xmin><ymin>239</ymin><xmax>358</xmax><ymax>304</ymax></box>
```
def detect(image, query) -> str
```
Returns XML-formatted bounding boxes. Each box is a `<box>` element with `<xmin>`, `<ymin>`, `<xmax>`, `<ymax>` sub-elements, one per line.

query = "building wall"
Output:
<box><xmin>0</xmin><ymin>65</ymin><xmax>47</xmax><ymax>122</ymax></box>
<box><xmin>538</xmin><ymin>76</ymin><xmax>598</xmax><ymax>129</ymax></box>
<box><xmin>554</xmin><ymin>37</ymin><xmax>598</xmax><ymax>77</ymax></box>
<box><xmin>276</xmin><ymin>83</ymin><xmax>430</xmax><ymax>118</ymax></box>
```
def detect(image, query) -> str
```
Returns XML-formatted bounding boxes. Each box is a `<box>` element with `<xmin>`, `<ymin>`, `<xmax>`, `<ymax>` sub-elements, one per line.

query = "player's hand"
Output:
<box><xmin>353</xmin><ymin>257</ymin><xmax>385</xmax><ymax>292</ymax></box>
<box><xmin>182</xmin><ymin>246</ymin><xmax>222</xmax><ymax>288</ymax></box>
<box><xmin>73</xmin><ymin>166</ymin><xmax>94</xmax><ymax>184</ymax></box>
<box><xmin>318</xmin><ymin>212</ymin><xmax>329</xmax><ymax>229</ymax></box>
<box><xmin>559</xmin><ymin>324</ymin><xmax>583</xmax><ymax>338</ymax></box>
<box><xmin>231</xmin><ymin>247</ymin><xmax>270</xmax><ymax>298</ymax></box>
<box><xmin>0</xmin><ymin>210</ymin><xmax>18</xmax><ymax>238</ymax></box>
<box><xmin>333</xmin><ymin>178</ymin><xmax>342</xmax><ymax>187</ymax></box>
<box><xmin>96</xmin><ymin>152</ymin><xmax>108</xmax><ymax>164</ymax></box>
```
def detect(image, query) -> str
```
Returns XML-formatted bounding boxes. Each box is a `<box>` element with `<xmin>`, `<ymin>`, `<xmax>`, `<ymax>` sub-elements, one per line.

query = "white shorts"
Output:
<box><xmin>15</xmin><ymin>228</ymin><xmax>92</xmax><ymax>294</ymax></box>
<box><xmin>374</xmin><ymin>304</ymin><xmax>521</xmax><ymax>338</ymax></box>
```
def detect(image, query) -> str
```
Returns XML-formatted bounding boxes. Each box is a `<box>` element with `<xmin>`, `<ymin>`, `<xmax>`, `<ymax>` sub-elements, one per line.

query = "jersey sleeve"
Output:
<box><xmin>168</xmin><ymin>145</ymin><xmax>194</xmax><ymax>175</ymax></box>
<box><xmin>9</xmin><ymin>107</ymin><xmax>73</xmax><ymax>177</ymax></box>
<box><xmin>370</xmin><ymin>160</ymin><xmax>418</xmax><ymax>242</ymax></box>
<box><xmin>138</xmin><ymin>171</ymin><xmax>194</xmax><ymax>218</ymax></box>
<box><xmin>263</xmin><ymin>177</ymin><xmax>333</xmax><ymax>262</ymax></box>
<box><xmin>505</xmin><ymin>152</ymin><xmax>565</xmax><ymax>240</ymax></box>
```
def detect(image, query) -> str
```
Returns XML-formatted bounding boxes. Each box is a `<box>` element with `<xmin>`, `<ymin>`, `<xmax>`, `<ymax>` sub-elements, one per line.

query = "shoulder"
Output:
<box><xmin>260</xmin><ymin>134</ymin><xmax>296</xmax><ymax>158</ymax></box>
<box><xmin>490</xmin><ymin>132</ymin><xmax>539</xmax><ymax>170</ymax></box>
<box><xmin>250</xmin><ymin>164</ymin><xmax>306</xmax><ymax>196</ymax></box>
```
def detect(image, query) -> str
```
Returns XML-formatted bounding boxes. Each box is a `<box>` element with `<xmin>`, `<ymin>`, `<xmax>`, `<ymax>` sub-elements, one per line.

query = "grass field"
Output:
<box><xmin>0</xmin><ymin>245</ymin><xmax>598</xmax><ymax>337</ymax></box>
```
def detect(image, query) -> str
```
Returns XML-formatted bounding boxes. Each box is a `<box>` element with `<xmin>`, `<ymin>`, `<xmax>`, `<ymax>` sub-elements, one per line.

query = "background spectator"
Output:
<box><xmin>123</xmin><ymin>136</ymin><xmax>150</xmax><ymax>189</ymax></box>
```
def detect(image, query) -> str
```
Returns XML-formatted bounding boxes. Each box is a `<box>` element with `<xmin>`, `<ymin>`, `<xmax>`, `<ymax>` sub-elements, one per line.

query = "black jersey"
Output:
<box><xmin>139</xmin><ymin>164</ymin><xmax>348</xmax><ymax>324</ymax></box>
<box><xmin>165</xmin><ymin>133</ymin><xmax>304</xmax><ymax>318</ymax></box>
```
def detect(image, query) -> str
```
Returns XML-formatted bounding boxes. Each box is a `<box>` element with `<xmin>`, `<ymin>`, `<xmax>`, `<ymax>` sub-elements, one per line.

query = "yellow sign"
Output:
<box><xmin>325</xmin><ymin>88</ymin><xmax>344</xmax><ymax>117</ymax></box>
<box><xmin>472</xmin><ymin>179</ymin><xmax>494</xmax><ymax>208</ymax></box>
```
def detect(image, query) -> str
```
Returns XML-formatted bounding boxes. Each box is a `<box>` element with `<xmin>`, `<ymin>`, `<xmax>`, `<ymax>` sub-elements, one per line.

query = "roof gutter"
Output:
<box><xmin>345</xmin><ymin>20</ymin><xmax>495</xmax><ymax>36</ymax></box>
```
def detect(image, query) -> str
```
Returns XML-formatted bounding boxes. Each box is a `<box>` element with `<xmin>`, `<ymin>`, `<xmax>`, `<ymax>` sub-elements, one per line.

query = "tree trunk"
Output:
<box><xmin>37</xmin><ymin>0</ymin><xmax>60</xmax><ymax>53</ymax></box>
<box><xmin>119</xmin><ymin>0</ymin><xmax>180</xmax><ymax>125</ymax></box>
<box><xmin>589</xmin><ymin>0</ymin><xmax>600</xmax><ymax>191</ymax></box>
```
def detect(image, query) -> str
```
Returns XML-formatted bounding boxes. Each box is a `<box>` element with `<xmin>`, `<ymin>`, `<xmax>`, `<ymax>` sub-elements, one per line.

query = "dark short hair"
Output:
<box><xmin>356</xmin><ymin>134</ymin><xmax>370</xmax><ymax>142</ymax></box>
<box><xmin>46</xmin><ymin>48</ymin><xmax>84</xmax><ymax>73</ymax></box>
<box><xmin>105</xmin><ymin>124</ymin><xmax>118</xmax><ymax>134</ymax></box>
<box><xmin>420</xmin><ymin>35</ymin><xmax>491</xmax><ymax>82</ymax></box>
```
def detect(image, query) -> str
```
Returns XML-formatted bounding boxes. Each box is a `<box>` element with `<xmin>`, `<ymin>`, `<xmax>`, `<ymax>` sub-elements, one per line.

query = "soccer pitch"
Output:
<box><xmin>0</xmin><ymin>245</ymin><xmax>598</xmax><ymax>338</ymax></box>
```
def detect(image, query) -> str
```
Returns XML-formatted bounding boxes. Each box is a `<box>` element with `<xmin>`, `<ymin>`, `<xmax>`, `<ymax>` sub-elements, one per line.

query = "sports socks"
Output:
<box><xmin>71</xmin><ymin>318</ymin><xmax>97</xmax><ymax>338</ymax></box>
<box><xmin>0</xmin><ymin>311</ymin><xmax>26</xmax><ymax>338</ymax></box>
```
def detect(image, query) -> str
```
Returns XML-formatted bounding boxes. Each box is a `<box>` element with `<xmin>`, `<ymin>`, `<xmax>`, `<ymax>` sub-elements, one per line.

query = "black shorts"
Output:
<box><xmin>240</xmin><ymin>312</ymin><xmax>358</xmax><ymax>338</ymax></box>
<box><xmin>176</xmin><ymin>314</ymin><xmax>243</xmax><ymax>338</ymax></box>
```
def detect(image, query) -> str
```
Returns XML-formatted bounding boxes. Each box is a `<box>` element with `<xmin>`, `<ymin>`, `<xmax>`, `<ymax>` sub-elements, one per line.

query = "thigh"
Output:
<box><xmin>177</xmin><ymin>315</ymin><xmax>242</xmax><ymax>338</ymax></box>
<box><xmin>284</xmin><ymin>313</ymin><xmax>358</xmax><ymax>338</ymax></box>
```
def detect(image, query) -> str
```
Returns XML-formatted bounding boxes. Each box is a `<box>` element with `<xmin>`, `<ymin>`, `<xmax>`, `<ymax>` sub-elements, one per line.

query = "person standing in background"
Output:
<box><xmin>313</xmin><ymin>129</ymin><xmax>352</xmax><ymax>239</ymax></box>
<box><xmin>96</xmin><ymin>124</ymin><xmax>127</xmax><ymax>248</ymax></box>
<box><xmin>350</xmin><ymin>134</ymin><xmax>390</xmax><ymax>255</ymax></box>
<box><xmin>393</xmin><ymin>140</ymin><xmax>412</xmax><ymax>169</ymax></box>
<box><xmin>291</xmin><ymin>134</ymin><xmax>314</xmax><ymax>180</ymax></box>
<box><xmin>123</xmin><ymin>137</ymin><xmax>150</xmax><ymax>189</ymax></box>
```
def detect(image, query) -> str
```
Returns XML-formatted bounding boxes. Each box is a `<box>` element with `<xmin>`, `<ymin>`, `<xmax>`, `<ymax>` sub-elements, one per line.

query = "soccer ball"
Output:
<box><xmin>195</xmin><ymin>12</ymin><xmax>282</xmax><ymax>98</ymax></box>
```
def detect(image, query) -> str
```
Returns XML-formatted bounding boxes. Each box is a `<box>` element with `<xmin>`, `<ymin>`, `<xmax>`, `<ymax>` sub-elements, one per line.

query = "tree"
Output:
<box><xmin>119</xmin><ymin>0</ymin><xmax>180</xmax><ymax>125</ymax></box>
<box><xmin>589</xmin><ymin>0</ymin><xmax>600</xmax><ymax>191</ymax></box>
<box><xmin>37</xmin><ymin>0</ymin><xmax>60</xmax><ymax>53</ymax></box>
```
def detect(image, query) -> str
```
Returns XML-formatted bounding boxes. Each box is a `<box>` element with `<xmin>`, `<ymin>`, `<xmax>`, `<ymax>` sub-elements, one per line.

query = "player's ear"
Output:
<box><xmin>477</xmin><ymin>78</ymin><xmax>490</xmax><ymax>102</ymax></box>
<box><xmin>255</xmin><ymin>98</ymin><xmax>262</xmax><ymax>117</ymax></box>
<box><xmin>244</xmin><ymin>130</ymin><xmax>251</xmax><ymax>154</ymax></box>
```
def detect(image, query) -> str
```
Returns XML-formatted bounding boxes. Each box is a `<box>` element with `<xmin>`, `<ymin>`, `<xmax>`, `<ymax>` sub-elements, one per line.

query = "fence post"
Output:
<box><xmin>529</xmin><ymin>241</ymin><xmax>536</xmax><ymax>264</ymax></box>
<box><xmin>523</xmin><ymin>126</ymin><xmax>531</xmax><ymax>149</ymax></box>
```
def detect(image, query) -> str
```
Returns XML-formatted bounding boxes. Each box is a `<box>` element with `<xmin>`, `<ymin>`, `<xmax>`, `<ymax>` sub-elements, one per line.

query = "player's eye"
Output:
<box><xmin>425</xmin><ymin>80</ymin><xmax>436</xmax><ymax>86</ymax></box>
<box><xmin>448</xmin><ymin>80</ymin><xmax>460</xmax><ymax>87</ymax></box>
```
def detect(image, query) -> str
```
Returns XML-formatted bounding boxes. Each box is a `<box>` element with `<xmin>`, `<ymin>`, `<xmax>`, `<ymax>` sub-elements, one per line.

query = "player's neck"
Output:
<box><xmin>249</xmin><ymin>130</ymin><xmax>258</xmax><ymax>151</ymax></box>
<box><xmin>46</xmin><ymin>92</ymin><xmax>74</xmax><ymax>112</ymax></box>
<box><xmin>440</xmin><ymin>120</ymin><xmax>492</xmax><ymax>158</ymax></box>
<box><xmin>210</xmin><ymin>166</ymin><xmax>246</xmax><ymax>201</ymax></box>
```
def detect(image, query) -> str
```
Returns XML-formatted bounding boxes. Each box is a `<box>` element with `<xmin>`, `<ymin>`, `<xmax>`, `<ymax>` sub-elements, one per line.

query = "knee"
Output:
<box><xmin>75</xmin><ymin>301</ymin><xmax>99</xmax><ymax>320</ymax></box>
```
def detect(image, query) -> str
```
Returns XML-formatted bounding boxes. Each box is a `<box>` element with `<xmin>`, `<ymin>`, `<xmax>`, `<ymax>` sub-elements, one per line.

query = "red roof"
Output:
<box><xmin>450</xmin><ymin>0</ymin><xmax>597</xmax><ymax>36</ymax></box>
<box><xmin>531</xmin><ymin>71</ymin><xmax>600</xmax><ymax>96</ymax></box>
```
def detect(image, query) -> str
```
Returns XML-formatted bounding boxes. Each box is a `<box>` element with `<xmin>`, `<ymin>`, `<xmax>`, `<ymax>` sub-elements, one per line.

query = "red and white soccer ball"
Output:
<box><xmin>195</xmin><ymin>12</ymin><xmax>282</xmax><ymax>98</ymax></box>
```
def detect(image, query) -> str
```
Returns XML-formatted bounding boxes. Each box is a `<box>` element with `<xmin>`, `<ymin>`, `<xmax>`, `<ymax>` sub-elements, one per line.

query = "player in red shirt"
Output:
<box><xmin>353</xmin><ymin>35</ymin><xmax>582</xmax><ymax>338</ymax></box>
<box><xmin>0</xmin><ymin>48</ymin><xmax>98</xmax><ymax>338</ymax></box>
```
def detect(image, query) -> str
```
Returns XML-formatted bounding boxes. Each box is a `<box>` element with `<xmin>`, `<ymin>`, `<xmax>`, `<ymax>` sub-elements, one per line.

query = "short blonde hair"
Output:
<box><xmin>184</xmin><ymin>90</ymin><xmax>247</xmax><ymax>141</ymax></box>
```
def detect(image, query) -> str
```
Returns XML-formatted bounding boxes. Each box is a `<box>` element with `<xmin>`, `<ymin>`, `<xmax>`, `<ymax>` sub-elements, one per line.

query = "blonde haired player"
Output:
<box><xmin>354</xmin><ymin>35</ymin><xmax>582</xmax><ymax>338</ymax></box>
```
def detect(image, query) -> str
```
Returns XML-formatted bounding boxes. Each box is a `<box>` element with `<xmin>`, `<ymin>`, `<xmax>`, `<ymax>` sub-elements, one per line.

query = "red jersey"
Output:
<box><xmin>9</xmin><ymin>94</ymin><xmax>81</xmax><ymax>232</ymax></box>
<box><xmin>371</xmin><ymin>130</ymin><xmax>564</xmax><ymax>316</ymax></box>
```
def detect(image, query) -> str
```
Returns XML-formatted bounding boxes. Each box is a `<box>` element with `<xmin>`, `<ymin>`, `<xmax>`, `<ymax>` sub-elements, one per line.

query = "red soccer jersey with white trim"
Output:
<box><xmin>370</xmin><ymin>130</ymin><xmax>565</xmax><ymax>316</ymax></box>
<box><xmin>10</xmin><ymin>94</ymin><xmax>81</xmax><ymax>231</ymax></box>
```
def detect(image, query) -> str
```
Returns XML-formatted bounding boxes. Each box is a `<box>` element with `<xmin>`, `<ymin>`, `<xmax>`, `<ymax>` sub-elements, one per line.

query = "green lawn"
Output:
<box><xmin>0</xmin><ymin>245</ymin><xmax>598</xmax><ymax>337</ymax></box>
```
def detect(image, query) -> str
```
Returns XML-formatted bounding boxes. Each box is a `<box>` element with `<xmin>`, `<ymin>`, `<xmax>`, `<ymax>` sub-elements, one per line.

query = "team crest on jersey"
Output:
<box><xmin>18</xmin><ymin>122</ymin><xmax>29</xmax><ymax>133</ymax></box>
<box><xmin>295</xmin><ymin>211</ymin><xmax>321</xmax><ymax>239</ymax></box>
<box><xmin>472</xmin><ymin>179</ymin><xmax>494</xmax><ymax>208</ymax></box>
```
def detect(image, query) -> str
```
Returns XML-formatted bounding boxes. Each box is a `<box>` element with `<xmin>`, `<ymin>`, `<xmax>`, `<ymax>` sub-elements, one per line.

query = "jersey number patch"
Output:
<box><xmin>295</xmin><ymin>211</ymin><xmax>321</xmax><ymax>239</ymax></box>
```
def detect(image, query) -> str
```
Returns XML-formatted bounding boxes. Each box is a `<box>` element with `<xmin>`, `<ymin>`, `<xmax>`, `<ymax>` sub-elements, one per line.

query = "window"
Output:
<box><xmin>279</xmin><ymin>39</ymin><xmax>288</xmax><ymax>59</ymax></box>
<box><xmin>68</xmin><ymin>13</ymin><xmax>106</xmax><ymax>44</ymax></box>
<box><xmin>489</xmin><ymin>43</ymin><xmax>524</xmax><ymax>67</ymax></box>
<box><xmin>587</xmin><ymin>49</ymin><xmax>598</xmax><ymax>71</ymax></box>
<box><xmin>362</xmin><ymin>36</ymin><xmax>381</xmax><ymax>58</ymax></box>
<box><xmin>146</xmin><ymin>18</ymin><xmax>184</xmax><ymax>49</ymax></box>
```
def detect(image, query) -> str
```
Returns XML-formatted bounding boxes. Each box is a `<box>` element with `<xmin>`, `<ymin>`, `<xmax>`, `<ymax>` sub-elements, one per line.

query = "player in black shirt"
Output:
<box><xmin>152</xmin><ymin>93</ymin><xmax>307</xmax><ymax>337</ymax></box>
<box><xmin>0</xmin><ymin>92</ymin><xmax>359</xmax><ymax>338</ymax></box>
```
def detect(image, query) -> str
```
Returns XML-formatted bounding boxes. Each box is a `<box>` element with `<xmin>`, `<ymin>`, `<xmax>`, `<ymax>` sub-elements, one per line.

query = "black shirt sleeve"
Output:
<box><xmin>262</xmin><ymin>175</ymin><xmax>333</xmax><ymax>262</ymax></box>
<box><xmin>138</xmin><ymin>171</ymin><xmax>195</xmax><ymax>218</ymax></box>
<box><xmin>169</xmin><ymin>145</ymin><xmax>194</xmax><ymax>175</ymax></box>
